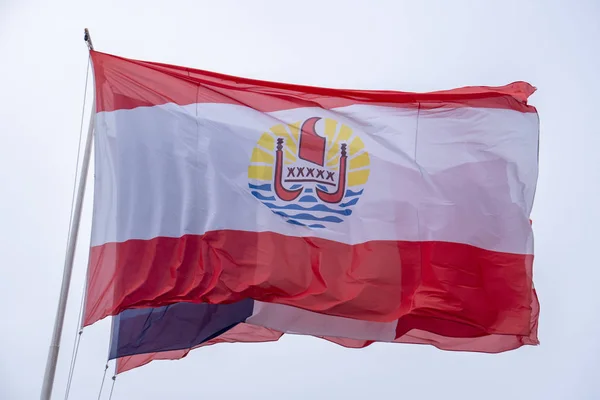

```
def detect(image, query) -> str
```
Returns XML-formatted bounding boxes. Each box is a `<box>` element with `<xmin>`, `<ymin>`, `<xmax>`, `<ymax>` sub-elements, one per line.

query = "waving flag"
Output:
<box><xmin>115</xmin><ymin>322</ymin><xmax>283</xmax><ymax>374</ymax></box>
<box><xmin>84</xmin><ymin>50</ymin><xmax>539</xmax><ymax>347</ymax></box>
<box><xmin>111</xmin><ymin>295</ymin><xmax>539</xmax><ymax>374</ymax></box>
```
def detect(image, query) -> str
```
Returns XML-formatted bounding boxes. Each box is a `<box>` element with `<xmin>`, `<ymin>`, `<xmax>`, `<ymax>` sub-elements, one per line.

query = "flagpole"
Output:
<box><xmin>40</xmin><ymin>29</ymin><xmax>95</xmax><ymax>400</ymax></box>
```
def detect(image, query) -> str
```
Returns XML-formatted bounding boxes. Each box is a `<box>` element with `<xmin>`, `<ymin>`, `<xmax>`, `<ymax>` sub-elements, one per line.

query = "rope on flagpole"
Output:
<box><xmin>63</xmin><ymin>328</ymin><xmax>83</xmax><ymax>400</ymax></box>
<box><xmin>97</xmin><ymin>364</ymin><xmax>109</xmax><ymax>400</ymax></box>
<box><xmin>107</xmin><ymin>375</ymin><xmax>117</xmax><ymax>400</ymax></box>
<box><xmin>62</xmin><ymin>53</ymin><xmax>92</xmax><ymax>400</ymax></box>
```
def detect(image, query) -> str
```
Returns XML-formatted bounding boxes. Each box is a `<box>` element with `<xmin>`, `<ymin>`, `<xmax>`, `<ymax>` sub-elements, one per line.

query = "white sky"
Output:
<box><xmin>1</xmin><ymin>0</ymin><xmax>599</xmax><ymax>399</ymax></box>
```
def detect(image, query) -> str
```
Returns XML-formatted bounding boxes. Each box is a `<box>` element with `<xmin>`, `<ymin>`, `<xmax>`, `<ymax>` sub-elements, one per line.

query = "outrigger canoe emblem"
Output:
<box><xmin>274</xmin><ymin>117</ymin><xmax>347</xmax><ymax>204</ymax></box>
<box><xmin>247</xmin><ymin>116</ymin><xmax>370</xmax><ymax>228</ymax></box>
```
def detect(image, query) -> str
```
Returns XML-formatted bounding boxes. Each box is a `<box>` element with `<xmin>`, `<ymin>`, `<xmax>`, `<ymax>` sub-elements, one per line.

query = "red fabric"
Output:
<box><xmin>326</xmin><ymin>288</ymin><xmax>539</xmax><ymax>352</ymax></box>
<box><xmin>116</xmin><ymin>289</ymin><xmax>538</xmax><ymax>374</ymax></box>
<box><xmin>116</xmin><ymin>323</ymin><xmax>283</xmax><ymax>374</ymax></box>
<box><xmin>85</xmin><ymin>230</ymin><xmax>535</xmax><ymax>345</ymax></box>
<box><xmin>91</xmin><ymin>50</ymin><xmax>537</xmax><ymax>113</ymax></box>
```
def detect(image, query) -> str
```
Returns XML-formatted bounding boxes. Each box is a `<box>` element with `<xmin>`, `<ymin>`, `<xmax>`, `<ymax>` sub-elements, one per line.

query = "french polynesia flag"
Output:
<box><xmin>84</xmin><ymin>50</ymin><xmax>540</xmax><ymax>354</ymax></box>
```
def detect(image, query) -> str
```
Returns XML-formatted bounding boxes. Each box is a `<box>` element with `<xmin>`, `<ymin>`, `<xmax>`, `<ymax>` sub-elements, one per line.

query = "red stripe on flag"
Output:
<box><xmin>84</xmin><ymin>230</ymin><xmax>534</xmax><ymax>340</ymax></box>
<box><xmin>91</xmin><ymin>51</ymin><xmax>537</xmax><ymax>113</ymax></box>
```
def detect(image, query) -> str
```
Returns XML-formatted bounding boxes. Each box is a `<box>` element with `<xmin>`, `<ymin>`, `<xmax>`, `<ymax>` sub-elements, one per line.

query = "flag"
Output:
<box><xmin>85</xmin><ymin>50</ymin><xmax>540</xmax><ymax>347</ymax></box>
<box><xmin>111</xmin><ymin>294</ymin><xmax>539</xmax><ymax>374</ymax></box>
<box><xmin>115</xmin><ymin>322</ymin><xmax>283</xmax><ymax>374</ymax></box>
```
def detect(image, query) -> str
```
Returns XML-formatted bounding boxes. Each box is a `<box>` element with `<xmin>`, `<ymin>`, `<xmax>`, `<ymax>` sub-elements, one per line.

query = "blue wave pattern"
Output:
<box><xmin>339</xmin><ymin>198</ymin><xmax>359</xmax><ymax>208</ymax></box>
<box><xmin>265</xmin><ymin>202</ymin><xmax>352</xmax><ymax>216</ymax></box>
<box><xmin>274</xmin><ymin>211</ymin><xmax>344</xmax><ymax>223</ymax></box>
<box><xmin>299</xmin><ymin>195</ymin><xmax>318</xmax><ymax>203</ymax></box>
<box><xmin>285</xmin><ymin>220</ymin><xmax>326</xmax><ymax>229</ymax></box>
<box><xmin>251</xmin><ymin>191</ymin><xmax>276</xmax><ymax>201</ymax></box>
<box><xmin>345</xmin><ymin>189</ymin><xmax>363</xmax><ymax>197</ymax></box>
<box><xmin>249</xmin><ymin>183</ymin><xmax>272</xmax><ymax>191</ymax></box>
<box><xmin>249</xmin><ymin>183</ymin><xmax>364</xmax><ymax>228</ymax></box>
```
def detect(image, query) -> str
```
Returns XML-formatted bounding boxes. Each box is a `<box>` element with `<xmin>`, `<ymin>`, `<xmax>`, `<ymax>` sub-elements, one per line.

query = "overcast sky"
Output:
<box><xmin>1</xmin><ymin>0</ymin><xmax>599</xmax><ymax>399</ymax></box>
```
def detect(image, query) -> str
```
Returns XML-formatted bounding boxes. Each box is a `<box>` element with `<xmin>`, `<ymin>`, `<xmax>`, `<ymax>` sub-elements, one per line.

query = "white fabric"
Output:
<box><xmin>248</xmin><ymin>301</ymin><xmax>397</xmax><ymax>342</ymax></box>
<box><xmin>91</xmin><ymin>102</ymin><xmax>538</xmax><ymax>254</ymax></box>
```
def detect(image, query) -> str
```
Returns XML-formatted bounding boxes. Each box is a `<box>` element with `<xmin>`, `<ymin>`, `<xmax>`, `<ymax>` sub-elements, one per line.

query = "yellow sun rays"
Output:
<box><xmin>249</xmin><ymin>119</ymin><xmax>370</xmax><ymax>187</ymax></box>
<box><xmin>322</xmin><ymin>119</ymin><xmax>370</xmax><ymax>187</ymax></box>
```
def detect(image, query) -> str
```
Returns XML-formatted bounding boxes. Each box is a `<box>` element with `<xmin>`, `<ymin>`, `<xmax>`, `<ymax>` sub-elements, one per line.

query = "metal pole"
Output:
<box><xmin>40</xmin><ymin>29</ymin><xmax>95</xmax><ymax>400</ymax></box>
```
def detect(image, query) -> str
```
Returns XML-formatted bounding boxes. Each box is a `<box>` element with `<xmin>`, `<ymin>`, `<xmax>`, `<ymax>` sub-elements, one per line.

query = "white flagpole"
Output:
<box><xmin>40</xmin><ymin>29</ymin><xmax>95</xmax><ymax>400</ymax></box>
